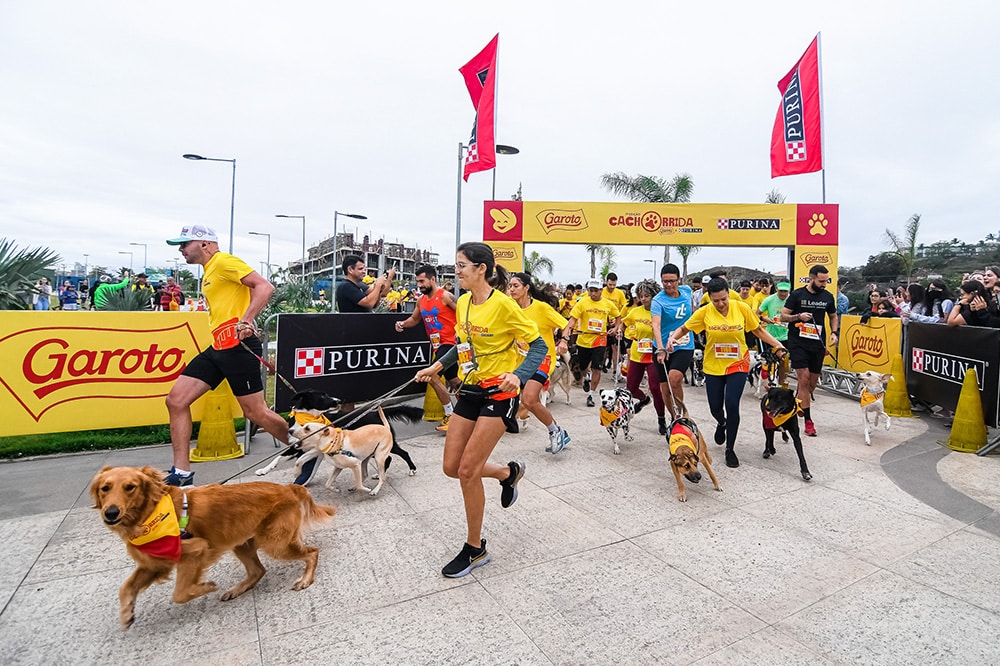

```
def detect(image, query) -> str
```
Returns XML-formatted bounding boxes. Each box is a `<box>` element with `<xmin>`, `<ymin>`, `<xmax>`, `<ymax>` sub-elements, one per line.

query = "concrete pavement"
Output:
<box><xmin>2</xmin><ymin>379</ymin><xmax>1000</xmax><ymax>665</ymax></box>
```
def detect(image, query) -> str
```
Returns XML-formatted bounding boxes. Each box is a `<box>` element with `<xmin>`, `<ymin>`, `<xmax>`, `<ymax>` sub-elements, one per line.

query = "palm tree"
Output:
<box><xmin>523</xmin><ymin>251</ymin><xmax>554</xmax><ymax>280</ymax></box>
<box><xmin>600</xmin><ymin>171</ymin><xmax>694</xmax><ymax>264</ymax></box>
<box><xmin>765</xmin><ymin>188</ymin><xmax>786</xmax><ymax>204</ymax></box>
<box><xmin>884</xmin><ymin>213</ymin><xmax>921</xmax><ymax>285</ymax></box>
<box><xmin>0</xmin><ymin>238</ymin><xmax>60</xmax><ymax>310</ymax></box>
<box><xmin>598</xmin><ymin>246</ymin><xmax>617</xmax><ymax>279</ymax></box>
<box><xmin>674</xmin><ymin>246</ymin><xmax>700</xmax><ymax>281</ymax></box>
<box><xmin>584</xmin><ymin>244</ymin><xmax>605</xmax><ymax>279</ymax></box>
<box><xmin>97</xmin><ymin>286</ymin><xmax>154</xmax><ymax>311</ymax></box>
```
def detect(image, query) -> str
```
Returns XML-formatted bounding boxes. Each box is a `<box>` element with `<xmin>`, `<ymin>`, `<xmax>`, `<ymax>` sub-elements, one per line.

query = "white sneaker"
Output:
<box><xmin>548</xmin><ymin>427</ymin><xmax>570</xmax><ymax>454</ymax></box>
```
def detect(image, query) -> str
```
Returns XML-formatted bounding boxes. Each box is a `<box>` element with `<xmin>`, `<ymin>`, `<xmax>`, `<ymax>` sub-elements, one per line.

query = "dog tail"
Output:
<box><xmin>380</xmin><ymin>403</ymin><xmax>424</xmax><ymax>424</ymax></box>
<box><xmin>291</xmin><ymin>485</ymin><xmax>337</xmax><ymax>525</ymax></box>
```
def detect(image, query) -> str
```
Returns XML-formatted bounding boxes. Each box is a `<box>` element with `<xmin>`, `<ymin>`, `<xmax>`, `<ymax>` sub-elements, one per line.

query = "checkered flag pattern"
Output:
<box><xmin>912</xmin><ymin>348</ymin><xmax>924</xmax><ymax>372</ymax></box>
<box><xmin>295</xmin><ymin>348</ymin><xmax>324</xmax><ymax>378</ymax></box>
<box><xmin>717</xmin><ymin>219</ymin><xmax>729</xmax><ymax>230</ymax></box>
<box><xmin>465</xmin><ymin>142</ymin><xmax>479</xmax><ymax>165</ymax></box>
<box><xmin>786</xmin><ymin>141</ymin><xmax>807</xmax><ymax>162</ymax></box>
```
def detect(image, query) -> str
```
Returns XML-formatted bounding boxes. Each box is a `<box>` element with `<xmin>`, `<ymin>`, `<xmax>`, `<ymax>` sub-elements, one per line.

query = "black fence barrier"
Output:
<box><xmin>275</xmin><ymin>313</ymin><xmax>430</xmax><ymax>411</ymax></box>
<box><xmin>906</xmin><ymin>322</ymin><xmax>1000</xmax><ymax>427</ymax></box>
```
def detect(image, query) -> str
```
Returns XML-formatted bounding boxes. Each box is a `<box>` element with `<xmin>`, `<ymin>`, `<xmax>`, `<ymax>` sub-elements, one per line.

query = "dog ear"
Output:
<box><xmin>138</xmin><ymin>466</ymin><xmax>167</xmax><ymax>501</ymax></box>
<box><xmin>668</xmin><ymin>453</ymin><xmax>677</xmax><ymax>462</ymax></box>
<box><xmin>89</xmin><ymin>466</ymin><xmax>112</xmax><ymax>508</ymax></box>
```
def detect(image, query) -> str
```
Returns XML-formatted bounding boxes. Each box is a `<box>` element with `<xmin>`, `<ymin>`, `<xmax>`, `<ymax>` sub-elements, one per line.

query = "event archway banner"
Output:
<box><xmin>483</xmin><ymin>201</ymin><xmax>838</xmax><ymax>285</ymax></box>
<box><xmin>833</xmin><ymin>315</ymin><xmax>902</xmax><ymax>373</ymax></box>
<box><xmin>0</xmin><ymin>312</ymin><xmax>238</xmax><ymax>437</ymax></box>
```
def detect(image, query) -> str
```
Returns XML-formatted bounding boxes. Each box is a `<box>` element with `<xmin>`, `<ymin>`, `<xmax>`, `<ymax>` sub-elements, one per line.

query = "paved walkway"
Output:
<box><xmin>2</xmin><ymin>379</ymin><xmax>999</xmax><ymax>665</ymax></box>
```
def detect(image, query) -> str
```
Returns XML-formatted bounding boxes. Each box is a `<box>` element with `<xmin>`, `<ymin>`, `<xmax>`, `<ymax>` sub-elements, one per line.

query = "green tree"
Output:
<box><xmin>523</xmin><ymin>251</ymin><xmax>554</xmax><ymax>281</ymax></box>
<box><xmin>584</xmin><ymin>244</ymin><xmax>605</xmax><ymax>279</ymax></box>
<box><xmin>97</xmin><ymin>286</ymin><xmax>154</xmax><ymax>311</ymax></box>
<box><xmin>674</xmin><ymin>245</ymin><xmax>700</xmax><ymax>281</ymax></box>
<box><xmin>599</xmin><ymin>171</ymin><xmax>694</xmax><ymax>264</ymax></box>
<box><xmin>884</xmin><ymin>213</ymin><xmax>921</xmax><ymax>285</ymax></box>
<box><xmin>598</xmin><ymin>246</ymin><xmax>617</xmax><ymax>279</ymax></box>
<box><xmin>765</xmin><ymin>188</ymin><xmax>786</xmax><ymax>204</ymax></box>
<box><xmin>0</xmin><ymin>238</ymin><xmax>60</xmax><ymax>310</ymax></box>
<box><xmin>861</xmin><ymin>252</ymin><xmax>906</xmax><ymax>283</ymax></box>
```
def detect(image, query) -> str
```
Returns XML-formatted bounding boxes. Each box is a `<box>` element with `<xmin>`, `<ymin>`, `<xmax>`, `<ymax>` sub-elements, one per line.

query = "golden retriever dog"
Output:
<box><xmin>667</xmin><ymin>417</ymin><xmax>723</xmax><ymax>502</ymax></box>
<box><xmin>91</xmin><ymin>466</ymin><xmax>336</xmax><ymax>630</ymax></box>
<box><xmin>296</xmin><ymin>405</ymin><xmax>395</xmax><ymax>495</ymax></box>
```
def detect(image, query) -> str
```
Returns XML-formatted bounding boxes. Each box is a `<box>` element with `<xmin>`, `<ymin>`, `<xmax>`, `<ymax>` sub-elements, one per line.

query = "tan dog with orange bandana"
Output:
<box><xmin>667</xmin><ymin>417</ymin><xmax>723</xmax><ymax>502</ymax></box>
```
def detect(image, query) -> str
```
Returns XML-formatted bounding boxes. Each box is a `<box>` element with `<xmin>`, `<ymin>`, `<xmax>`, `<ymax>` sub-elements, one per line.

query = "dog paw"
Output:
<box><xmin>613</xmin><ymin>447</ymin><xmax>621</xmax><ymax>455</ymax></box>
<box><xmin>368</xmin><ymin>488</ymin><xmax>379</xmax><ymax>497</ymax></box>
<box><xmin>408</xmin><ymin>469</ymin><xmax>416</xmax><ymax>476</ymax></box>
<box><xmin>801</xmin><ymin>470</ymin><xmax>813</xmax><ymax>481</ymax></box>
<box><xmin>678</xmin><ymin>494</ymin><xmax>687</xmax><ymax>502</ymax></box>
<box><xmin>254</xmin><ymin>469</ymin><xmax>268</xmax><ymax>476</ymax></box>
<box><xmin>762</xmin><ymin>448</ymin><xmax>774</xmax><ymax>459</ymax></box>
<box><xmin>291</xmin><ymin>577</ymin><xmax>313</xmax><ymax>591</ymax></box>
<box><xmin>120</xmin><ymin>610</ymin><xmax>135</xmax><ymax>630</ymax></box>
<box><xmin>885</xmin><ymin>418</ymin><xmax>891</xmax><ymax>431</ymax></box>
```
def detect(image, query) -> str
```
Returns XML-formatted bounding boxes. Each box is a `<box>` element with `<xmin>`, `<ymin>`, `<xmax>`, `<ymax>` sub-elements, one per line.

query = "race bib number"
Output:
<box><xmin>587</xmin><ymin>317</ymin><xmax>605</xmax><ymax>333</ymax></box>
<box><xmin>636</xmin><ymin>338</ymin><xmax>654</xmax><ymax>354</ymax></box>
<box><xmin>714</xmin><ymin>342</ymin><xmax>740</xmax><ymax>359</ymax></box>
<box><xmin>457</xmin><ymin>342</ymin><xmax>477</xmax><ymax>374</ymax></box>
<box><xmin>799</xmin><ymin>322</ymin><xmax>821</xmax><ymax>340</ymax></box>
<box><xmin>675</xmin><ymin>332</ymin><xmax>691</xmax><ymax>346</ymax></box>
<box><xmin>429</xmin><ymin>332</ymin><xmax>441</xmax><ymax>350</ymax></box>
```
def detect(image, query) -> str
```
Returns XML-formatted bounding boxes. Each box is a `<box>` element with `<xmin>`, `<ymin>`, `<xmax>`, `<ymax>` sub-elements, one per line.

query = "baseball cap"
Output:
<box><xmin>777</xmin><ymin>281</ymin><xmax>791</xmax><ymax>290</ymax></box>
<box><xmin>701</xmin><ymin>275</ymin><xmax>711</xmax><ymax>284</ymax></box>
<box><xmin>586</xmin><ymin>279</ymin><xmax>602</xmax><ymax>290</ymax></box>
<box><xmin>166</xmin><ymin>224</ymin><xmax>219</xmax><ymax>245</ymax></box>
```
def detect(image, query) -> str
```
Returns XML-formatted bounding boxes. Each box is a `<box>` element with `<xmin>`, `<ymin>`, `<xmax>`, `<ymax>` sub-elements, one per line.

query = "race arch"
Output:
<box><xmin>482</xmin><ymin>201</ymin><xmax>838</xmax><ymax>287</ymax></box>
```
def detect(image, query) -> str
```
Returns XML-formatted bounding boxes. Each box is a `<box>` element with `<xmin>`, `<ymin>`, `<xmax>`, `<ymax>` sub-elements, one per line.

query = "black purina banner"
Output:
<box><xmin>275</xmin><ymin>313</ymin><xmax>430</xmax><ymax>411</ymax></box>
<box><xmin>905</xmin><ymin>322</ymin><xmax>1000</xmax><ymax>427</ymax></box>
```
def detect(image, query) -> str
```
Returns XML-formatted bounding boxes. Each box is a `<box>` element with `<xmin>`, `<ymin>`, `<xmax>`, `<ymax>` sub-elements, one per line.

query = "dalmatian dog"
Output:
<box><xmin>599</xmin><ymin>387</ymin><xmax>637</xmax><ymax>455</ymax></box>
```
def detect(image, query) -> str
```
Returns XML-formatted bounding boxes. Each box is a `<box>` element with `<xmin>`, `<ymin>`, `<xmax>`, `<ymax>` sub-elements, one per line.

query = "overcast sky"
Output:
<box><xmin>3</xmin><ymin>1</ymin><xmax>998</xmax><ymax>284</ymax></box>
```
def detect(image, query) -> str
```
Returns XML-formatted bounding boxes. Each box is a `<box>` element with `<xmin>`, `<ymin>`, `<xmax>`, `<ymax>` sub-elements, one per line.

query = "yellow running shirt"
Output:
<box><xmin>683</xmin><ymin>300</ymin><xmax>761</xmax><ymax>376</ymax></box>
<box><xmin>201</xmin><ymin>252</ymin><xmax>254</xmax><ymax>329</ymax></box>
<box><xmin>569</xmin><ymin>296</ymin><xmax>620</xmax><ymax>349</ymax></box>
<box><xmin>454</xmin><ymin>290</ymin><xmax>540</xmax><ymax>385</ymax></box>
<box><xmin>700</xmin><ymin>289</ymin><xmax>741</xmax><ymax>307</ymax></box>
<box><xmin>623</xmin><ymin>306</ymin><xmax>655</xmax><ymax>363</ymax></box>
<box><xmin>519</xmin><ymin>299</ymin><xmax>568</xmax><ymax>374</ymax></box>
<box><xmin>604</xmin><ymin>286</ymin><xmax>627</xmax><ymax>314</ymax></box>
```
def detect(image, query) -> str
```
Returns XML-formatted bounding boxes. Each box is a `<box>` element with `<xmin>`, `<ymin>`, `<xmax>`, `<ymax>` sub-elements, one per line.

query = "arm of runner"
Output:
<box><xmin>414</xmin><ymin>345</ymin><xmax>459</xmax><ymax>382</ymax></box>
<box><xmin>394</xmin><ymin>307</ymin><xmax>422</xmax><ymax>332</ymax></box>
<box><xmin>561</xmin><ymin>317</ymin><xmax>577</xmax><ymax>341</ymax></box>
<box><xmin>237</xmin><ymin>271</ymin><xmax>275</xmax><ymax>339</ymax></box>
<box><xmin>509</xmin><ymin>337</ymin><xmax>548</xmax><ymax>389</ymax></box>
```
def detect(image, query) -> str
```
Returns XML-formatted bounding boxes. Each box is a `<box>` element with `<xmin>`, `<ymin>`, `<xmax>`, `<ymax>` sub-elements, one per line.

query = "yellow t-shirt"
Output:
<box><xmin>604</xmin><ymin>287</ymin><xmax>627</xmax><ymax>314</ymax></box>
<box><xmin>202</xmin><ymin>252</ymin><xmax>254</xmax><ymax>329</ymax></box>
<box><xmin>569</xmin><ymin>296</ymin><xmax>620</xmax><ymax>349</ymax></box>
<box><xmin>454</xmin><ymin>290</ymin><xmax>540</xmax><ymax>385</ymax></box>
<box><xmin>751</xmin><ymin>291</ymin><xmax>767</xmax><ymax>313</ymax></box>
<box><xmin>700</xmin><ymin>289</ymin><xmax>741</xmax><ymax>307</ymax></box>
<box><xmin>683</xmin><ymin>300</ymin><xmax>761</xmax><ymax>376</ymax></box>
<box><xmin>519</xmin><ymin>299</ymin><xmax>568</xmax><ymax>374</ymax></box>
<box><xmin>558</xmin><ymin>297</ymin><xmax>574</xmax><ymax>319</ymax></box>
<box><xmin>623</xmin><ymin>306</ymin><xmax>655</xmax><ymax>363</ymax></box>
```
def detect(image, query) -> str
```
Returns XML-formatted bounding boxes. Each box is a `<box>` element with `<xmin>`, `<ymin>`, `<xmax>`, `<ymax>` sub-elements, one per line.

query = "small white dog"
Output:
<box><xmin>857</xmin><ymin>370</ymin><xmax>892</xmax><ymax>445</ymax></box>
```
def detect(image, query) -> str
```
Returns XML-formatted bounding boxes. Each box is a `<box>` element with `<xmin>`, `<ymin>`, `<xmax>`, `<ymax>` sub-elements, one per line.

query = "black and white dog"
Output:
<box><xmin>599</xmin><ymin>387</ymin><xmax>637</xmax><ymax>455</ymax></box>
<box><xmin>255</xmin><ymin>389</ymin><xmax>420</xmax><ymax>485</ymax></box>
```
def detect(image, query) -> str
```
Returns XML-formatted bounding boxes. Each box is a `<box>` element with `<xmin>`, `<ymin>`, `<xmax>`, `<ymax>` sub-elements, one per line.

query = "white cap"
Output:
<box><xmin>166</xmin><ymin>224</ymin><xmax>219</xmax><ymax>245</ymax></box>
<box><xmin>701</xmin><ymin>275</ymin><xmax>711</xmax><ymax>284</ymax></box>
<box><xmin>586</xmin><ymin>279</ymin><xmax>603</xmax><ymax>290</ymax></box>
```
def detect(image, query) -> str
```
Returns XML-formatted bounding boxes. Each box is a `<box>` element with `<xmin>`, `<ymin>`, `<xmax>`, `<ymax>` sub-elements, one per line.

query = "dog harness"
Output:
<box><xmin>860</xmin><ymin>388</ymin><xmax>884</xmax><ymax>407</ymax></box>
<box><xmin>764</xmin><ymin>399</ymin><xmax>803</xmax><ymax>429</ymax></box>
<box><xmin>128</xmin><ymin>494</ymin><xmax>184</xmax><ymax>562</ymax></box>
<box><xmin>668</xmin><ymin>420</ymin><xmax>700</xmax><ymax>457</ymax></box>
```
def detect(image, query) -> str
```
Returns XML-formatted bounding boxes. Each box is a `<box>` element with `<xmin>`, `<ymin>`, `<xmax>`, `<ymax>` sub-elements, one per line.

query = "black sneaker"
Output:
<box><xmin>441</xmin><ymin>539</ymin><xmax>490</xmax><ymax>578</ymax></box>
<box><xmin>500</xmin><ymin>460</ymin><xmax>525</xmax><ymax>508</ymax></box>
<box><xmin>658</xmin><ymin>417</ymin><xmax>668</xmax><ymax>436</ymax></box>
<box><xmin>714</xmin><ymin>422</ymin><xmax>726</xmax><ymax>445</ymax></box>
<box><xmin>586</xmin><ymin>394</ymin><xmax>595</xmax><ymax>407</ymax></box>
<box><xmin>725</xmin><ymin>449</ymin><xmax>740</xmax><ymax>468</ymax></box>
<box><xmin>163</xmin><ymin>466</ymin><xmax>194</xmax><ymax>487</ymax></box>
<box><xmin>583</xmin><ymin>374</ymin><xmax>591</xmax><ymax>393</ymax></box>
<box><xmin>293</xmin><ymin>457</ymin><xmax>320</xmax><ymax>486</ymax></box>
<box><xmin>634</xmin><ymin>394</ymin><xmax>651</xmax><ymax>414</ymax></box>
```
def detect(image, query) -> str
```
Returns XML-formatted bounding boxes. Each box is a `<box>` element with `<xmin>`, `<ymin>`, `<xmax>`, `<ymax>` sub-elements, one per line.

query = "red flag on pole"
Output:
<box><xmin>770</xmin><ymin>35</ymin><xmax>822</xmax><ymax>178</ymax></box>
<box><xmin>459</xmin><ymin>34</ymin><xmax>498</xmax><ymax>182</ymax></box>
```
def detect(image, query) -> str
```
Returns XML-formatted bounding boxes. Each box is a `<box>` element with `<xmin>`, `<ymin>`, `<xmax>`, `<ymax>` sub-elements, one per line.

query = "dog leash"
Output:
<box><xmin>239</xmin><ymin>338</ymin><xmax>298</xmax><ymax>393</ymax></box>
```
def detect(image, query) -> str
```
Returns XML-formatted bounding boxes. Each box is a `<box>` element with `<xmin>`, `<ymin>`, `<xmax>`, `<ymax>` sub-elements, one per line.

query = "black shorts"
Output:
<box><xmin>453</xmin><ymin>392</ymin><xmax>520</xmax><ymax>432</ymax></box>
<box><xmin>788</xmin><ymin>344</ymin><xmax>825</xmax><ymax>374</ymax></box>
<box><xmin>654</xmin><ymin>348</ymin><xmax>694</xmax><ymax>382</ymax></box>
<box><xmin>182</xmin><ymin>336</ymin><xmax>264</xmax><ymax>396</ymax></box>
<box><xmin>434</xmin><ymin>344</ymin><xmax>458</xmax><ymax>381</ymax></box>
<box><xmin>576</xmin><ymin>345</ymin><xmax>607</xmax><ymax>372</ymax></box>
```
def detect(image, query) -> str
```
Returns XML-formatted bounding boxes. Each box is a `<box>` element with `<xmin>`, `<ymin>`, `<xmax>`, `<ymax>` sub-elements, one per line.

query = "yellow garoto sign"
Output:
<box><xmin>0</xmin><ymin>312</ymin><xmax>239</xmax><ymax>437</ymax></box>
<box><xmin>834</xmin><ymin>315</ymin><xmax>902</xmax><ymax>373</ymax></box>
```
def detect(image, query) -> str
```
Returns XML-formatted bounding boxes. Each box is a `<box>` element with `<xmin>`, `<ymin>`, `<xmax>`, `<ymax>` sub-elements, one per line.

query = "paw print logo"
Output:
<box><xmin>808</xmin><ymin>213</ymin><xmax>828</xmax><ymax>236</ymax></box>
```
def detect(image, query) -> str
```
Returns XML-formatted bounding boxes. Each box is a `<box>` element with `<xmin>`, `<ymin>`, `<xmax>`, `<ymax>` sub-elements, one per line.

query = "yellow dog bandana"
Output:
<box><xmin>860</xmin><ymin>388</ymin><xmax>883</xmax><ymax>407</ymax></box>
<box><xmin>128</xmin><ymin>494</ymin><xmax>182</xmax><ymax>561</ymax></box>
<box><xmin>766</xmin><ymin>399</ymin><xmax>803</xmax><ymax>429</ymax></box>
<box><xmin>291</xmin><ymin>410</ymin><xmax>332</xmax><ymax>427</ymax></box>
<box><xmin>600</xmin><ymin>406</ymin><xmax>625</xmax><ymax>427</ymax></box>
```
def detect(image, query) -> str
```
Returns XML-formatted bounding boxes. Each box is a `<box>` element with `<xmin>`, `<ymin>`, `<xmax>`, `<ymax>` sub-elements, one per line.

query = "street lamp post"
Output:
<box><xmin>276</xmin><ymin>214</ymin><xmax>306</xmax><ymax>281</ymax></box>
<box><xmin>248</xmin><ymin>231</ymin><xmax>271</xmax><ymax>278</ymax></box>
<box><xmin>83</xmin><ymin>254</ymin><xmax>89</xmax><ymax>280</ymax></box>
<box><xmin>167</xmin><ymin>258</ymin><xmax>180</xmax><ymax>276</ymax></box>
<box><xmin>183</xmin><ymin>153</ymin><xmax>237</xmax><ymax>254</ymax></box>
<box><xmin>332</xmin><ymin>210</ymin><xmax>368</xmax><ymax>312</ymax></box>
<box><xmin>129</xmin><ymin>243</ymin><xmax>147</xmax><ymax>274</ymax></box>
<box><xmin>643</xmin><ymin>259</ymin><xmax>656</xmax><ymax>280</ymax></box>
<box><xmin>492</xmin><ymin>144</ymin><xmax>520</xmax><ymax>200</ymax></box>
<box><xmin>118</xmin><ymin>251</ymin><xmax>133</xmax><ymax>273</ymax></box>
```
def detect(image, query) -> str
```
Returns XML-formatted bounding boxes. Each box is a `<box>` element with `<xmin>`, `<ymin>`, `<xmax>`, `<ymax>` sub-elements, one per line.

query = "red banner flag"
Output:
<box><xmin>770</xmin><ymin>36</ymin><xmax>822</xmax><ymax>178</ymax></box>
<box><xmin>459</xmin><ymin>34</ymin><xmax>498</xmax><ymax>182</ymax></box>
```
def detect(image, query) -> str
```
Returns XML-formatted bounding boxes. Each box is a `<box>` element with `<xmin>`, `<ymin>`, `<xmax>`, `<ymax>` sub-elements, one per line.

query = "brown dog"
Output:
<box><xmin>91</xmin><ymin>466</ymin><xmax>335</xmax><ymax>629</ymax></box>
<box><xmin>667</xmin><ymin>417</ymin><xmax>723</xmax><ymax>502</ymax></box>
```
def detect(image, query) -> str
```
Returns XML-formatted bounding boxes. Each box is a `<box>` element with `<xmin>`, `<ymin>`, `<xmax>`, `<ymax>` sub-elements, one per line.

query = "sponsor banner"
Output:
<box><xmin>460</xmin><ymin>34</ymin><xmax>498</xmax><ymax>182</ymax></box>
<box><xmin>770</xmin><ymin>35</ymin><xmax>823</xmax><ymax>178</ymax></box>
<box><xmin>795</xmin><ymin>204</ymin><xmax>838</xmax><ymax>245</ymax></box>
<box><xmin>834</xmin><ymin>315</ymin><xmax>901</xmax><ymax>373</ymax></box>
<box><xmin>489</xmin><ymin>241</ymin><xmax>523</xmax><ymax>273</ymax></box>
<box><xmin>483</xmin><ymin>200</ymin><xmax>523</xmax><ymax>241</ymax></box>
<box><xmin>906</xmin><ymin>322</ymin><xmax>1000</xmax><ymax>427</ymax></box>
<box><xmin>0</xmin><ymin>312</ymin><xmax>236</xmax><ymax>437</ymax></box>
<box><xmin>792</xmin><ymin>244</ymin><xmax>839</xmax><ymax>288</ymax></box>
<box><xmin>276</xmin><ymin>314</ymin><xmax>429</xmax><ymax>410</ymax></box>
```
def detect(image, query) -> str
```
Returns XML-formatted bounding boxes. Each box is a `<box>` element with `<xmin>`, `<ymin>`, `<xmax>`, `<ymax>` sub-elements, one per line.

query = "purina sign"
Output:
<box><xmin>277</xmin><ymin>313</ymin><xmax>429</xmax><ymax>410</ymax></box>
<box><xmin>906</xmin><ymin>323</ymin><xmax>1000</xmax><ymax>427</ymax></box>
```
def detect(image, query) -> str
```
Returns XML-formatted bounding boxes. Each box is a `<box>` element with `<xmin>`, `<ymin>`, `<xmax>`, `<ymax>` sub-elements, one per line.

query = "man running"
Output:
<box><xmin>780</xmin><ymin>265</ymin><xmax>839</xmax><ymax>437</ymax></box>
<box><xmin>562</xmin><ymin>279</ymin><xmax>621</xmax><ymax>407</ymax></box>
